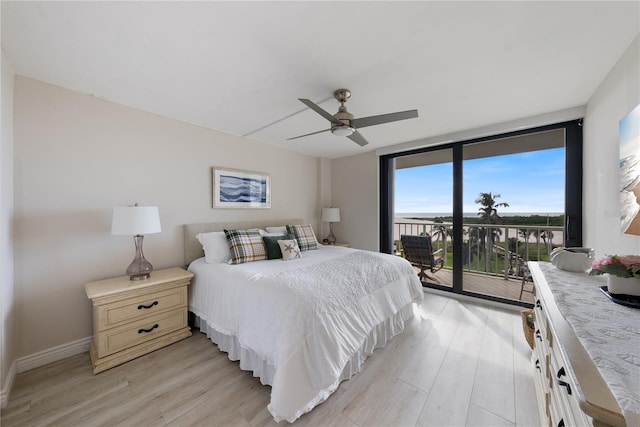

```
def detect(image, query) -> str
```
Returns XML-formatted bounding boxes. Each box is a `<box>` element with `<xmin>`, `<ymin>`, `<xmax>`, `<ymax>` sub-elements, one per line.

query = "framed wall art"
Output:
<box><xmin>212</xmin><ymin>167</ymin><xmax>271</xmax><ymax>209</ymax></box>
<box><xmin>620</xmin><ymin>104</ymin><xmax>640</xmax><ymax>235</ymax></box>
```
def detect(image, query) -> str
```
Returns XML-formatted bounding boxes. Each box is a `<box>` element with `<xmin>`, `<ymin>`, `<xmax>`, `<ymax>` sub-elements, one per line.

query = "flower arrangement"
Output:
<box><xmin>589</xmin><ymin>255</ymin><xmax>640</xmax><ymax>278</ymax></box>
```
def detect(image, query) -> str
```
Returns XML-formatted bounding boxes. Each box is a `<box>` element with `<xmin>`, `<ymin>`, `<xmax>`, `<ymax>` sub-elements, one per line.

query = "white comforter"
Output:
<box><xmin>188</xmin><ymin>245</ymin><xmax>423</xmax><ymax>422</ymax></box>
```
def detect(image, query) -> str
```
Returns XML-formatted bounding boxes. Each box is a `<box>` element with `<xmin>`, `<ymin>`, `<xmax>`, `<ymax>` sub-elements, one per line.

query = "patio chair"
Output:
<box><xmin>516</xmin><ymin>261</ymin><xmax>535</xmax><ymax>300</ymax></box>
<box><xmin>400</xmin><ymin>234</ymin><xmax>444</xmax><ymax>283</ymax></box>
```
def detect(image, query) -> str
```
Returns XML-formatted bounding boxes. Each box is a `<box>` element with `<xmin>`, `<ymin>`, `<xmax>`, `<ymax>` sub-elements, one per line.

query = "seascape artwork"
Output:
<box><xmin>212</xmin><ymin>168</ymin><xmax>270</xmax><ymax>208</ymax></box>
<box><xmin>219</xmin><ymin>175</ymin><xmax>267</xmax><ymax>203</ymax></box>
<box><xmin>620</xmin><ymin>104</ymin><xmax>640</xmax><ymax>235</ymax></box>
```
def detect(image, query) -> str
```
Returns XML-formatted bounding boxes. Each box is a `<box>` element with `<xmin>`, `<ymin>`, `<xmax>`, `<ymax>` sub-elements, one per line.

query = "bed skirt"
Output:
<box><xmin>192</xmin><ymin>302</ymin><xmax>417</xmax><ymax>421</ymax></box>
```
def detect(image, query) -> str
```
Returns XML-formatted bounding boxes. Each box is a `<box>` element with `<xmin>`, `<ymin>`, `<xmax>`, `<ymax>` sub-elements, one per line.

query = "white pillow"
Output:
<box><xmin>196</xmin><ymin>231</ymin><xmax>232</xmax><ymax>263</ymax></box>
<box><xmin>277</xmin><ymin>239</ymin><xmax>302</xmax><ymax>261</ymax></box>
<box><xmin>262</xmin><ymin>232</ymin><xmax>285</xmax><ymax>237</ymax></box>
<box><xmin>246</xmin><ymin>228</ymin><xmax>267</xmax><ymax>235</ymax></box>
<box><xmin>265</xmin><ymin>226</ymin><xmax>287</xmax><ymax>234</ymax></box>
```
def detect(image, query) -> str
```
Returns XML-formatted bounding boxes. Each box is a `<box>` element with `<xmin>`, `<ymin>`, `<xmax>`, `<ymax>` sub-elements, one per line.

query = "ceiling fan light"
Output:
<box><xmin>331</xmin><ymin>125</ymin><xmax>355</xmax><ymax>137</ymax></box>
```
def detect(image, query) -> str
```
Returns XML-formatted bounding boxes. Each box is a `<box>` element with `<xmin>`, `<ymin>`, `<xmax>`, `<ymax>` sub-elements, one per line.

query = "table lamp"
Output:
<box><xmin>111</xmin><ymin>204</ymin><xmax>161</xmax><ymax>280</ymax></box>
<box><xmin>322</xmin><ymin>207</ymin><xmax>341</xmax><ymax>245</ymax></box>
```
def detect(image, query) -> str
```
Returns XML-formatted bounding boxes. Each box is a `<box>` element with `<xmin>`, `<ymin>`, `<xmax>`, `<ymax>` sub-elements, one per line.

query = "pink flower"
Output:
<box><xmin>589</xmin><ymin>254</ymin><xmax>640</xmax><ymax>278</ymax></box>
<box><xmin>591</xmin><ymin>257</ymin><xmax>614</xmax><ymax>269</ymax></box>
<box><xmin>618</xmin><ymin>255</ymin><xmax>640</xmax><ymax>268</ymax></box>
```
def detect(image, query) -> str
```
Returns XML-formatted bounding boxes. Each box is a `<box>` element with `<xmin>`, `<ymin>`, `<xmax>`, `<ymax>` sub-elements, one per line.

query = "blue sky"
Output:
<box><xmin>395</xmin><ymin>147</ymin><xmax>565</xmax><ymax>214</ymax></box>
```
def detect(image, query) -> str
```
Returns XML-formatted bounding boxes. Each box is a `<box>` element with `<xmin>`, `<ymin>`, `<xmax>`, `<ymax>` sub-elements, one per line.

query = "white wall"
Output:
<box><xmin>1</xmin><ymin>48</ymin><xmax>16</xmax><ymax>406</ymax></box>
<box><xmin>331</xmin><ymin>152</ymin><xmax>379</xmax><ymax>251</ymax></box>
<box><xmin>13</xmin><ymin>77</ymin><xmax>321</xmax><ymax>358</ymax></box>
<box><xmin>584</xmin><ymin>35</ymin><xmax>640</xmax><ymax>256</ymax></box>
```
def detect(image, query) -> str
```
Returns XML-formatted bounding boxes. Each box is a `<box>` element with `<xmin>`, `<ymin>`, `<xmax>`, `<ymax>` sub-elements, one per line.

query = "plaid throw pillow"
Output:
<box><xmin>286</xmin><ymin>224</ymin><xmax>318</xmax><ymax>251</ymax></box>
<box><xmin>224</xmin><ymin>229</ymin><xmax>267</xmax><ymax>264</ymax></box>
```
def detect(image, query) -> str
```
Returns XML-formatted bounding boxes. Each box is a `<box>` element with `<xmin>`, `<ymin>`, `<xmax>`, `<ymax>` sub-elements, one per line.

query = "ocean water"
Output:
<box><xmin>620</xmin><ymin>154</ymin><xmax>640</xmax><ymax>192</ymax></box>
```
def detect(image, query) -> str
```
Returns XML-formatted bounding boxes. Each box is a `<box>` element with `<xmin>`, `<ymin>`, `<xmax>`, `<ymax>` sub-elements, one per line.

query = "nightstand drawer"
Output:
<box><xmin>96</xmin><ymin>287</ymin><xmax>187</xmax><ymax>331</ymax></box>
<box><xmin>96</xmin><ymin>308</ymin><xmax>187</xmax><ymax>358</ymax></box>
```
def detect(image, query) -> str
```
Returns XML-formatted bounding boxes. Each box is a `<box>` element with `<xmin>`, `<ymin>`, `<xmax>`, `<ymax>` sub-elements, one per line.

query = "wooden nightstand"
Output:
<box><xmin>85</xmin><ymin>267</ymin><xmax>193</xmax><ymax>374</ymax></box>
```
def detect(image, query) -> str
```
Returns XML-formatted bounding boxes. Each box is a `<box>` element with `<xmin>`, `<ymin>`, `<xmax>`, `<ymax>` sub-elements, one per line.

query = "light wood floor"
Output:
<box><xmin>1</xmin><ymin>293</ymin><xmax>540</xmax><ymax>426</ymax></box>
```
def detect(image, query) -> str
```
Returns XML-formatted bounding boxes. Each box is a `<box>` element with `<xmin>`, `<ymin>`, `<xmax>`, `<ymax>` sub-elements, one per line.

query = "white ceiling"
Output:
<box><xmin>2</xmin><ymin>1</ymin><xmax>639</xmax><ymax>159</ymax></box>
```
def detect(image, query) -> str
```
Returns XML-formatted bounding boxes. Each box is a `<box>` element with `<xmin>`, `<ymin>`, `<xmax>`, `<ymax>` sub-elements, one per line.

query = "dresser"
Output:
<box><xmin>85</xmin><ymin>267</ymin><xmax>193</xmax><ymax>374</ymax></box>
<box><xmin>528</xmin><ymin>262</ymin><xmax>637</xmax><ymax>427</ymax></box>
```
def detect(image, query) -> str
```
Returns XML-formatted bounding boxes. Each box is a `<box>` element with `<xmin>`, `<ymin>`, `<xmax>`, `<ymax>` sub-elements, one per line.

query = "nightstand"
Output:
<box><xmin>85</xmin><ymin>267</ymin><xmax>193</xmax><ymax>374</ymax></box>
<box><xmin>323</xmin><ymin>242</ymin><xmax>350</xmax><ymax>248</ymax></box>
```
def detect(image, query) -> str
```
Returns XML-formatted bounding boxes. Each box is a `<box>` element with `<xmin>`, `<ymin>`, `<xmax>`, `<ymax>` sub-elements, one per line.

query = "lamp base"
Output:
<box><xmin>325</xmin><ymin>222</ymin><xmax>337</xmax><ymax>245</ymax></box>
<box><xmin>126</xmin><ymin>235</ymin><xmax>153</xmax><ymax>281</ymax></box>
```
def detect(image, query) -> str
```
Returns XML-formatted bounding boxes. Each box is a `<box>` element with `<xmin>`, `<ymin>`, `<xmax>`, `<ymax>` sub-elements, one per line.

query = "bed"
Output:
<box><xmin>183</xmin><ymin>219</ymin><xmax>423</xmax><ymax>423</ymax></box>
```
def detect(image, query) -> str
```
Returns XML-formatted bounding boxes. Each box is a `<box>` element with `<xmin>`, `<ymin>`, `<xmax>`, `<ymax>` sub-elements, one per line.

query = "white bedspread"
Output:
<box><xmin>188</xmin><ymin>245</ymin><xmax>423</xmax><ymax>422</ymax></box>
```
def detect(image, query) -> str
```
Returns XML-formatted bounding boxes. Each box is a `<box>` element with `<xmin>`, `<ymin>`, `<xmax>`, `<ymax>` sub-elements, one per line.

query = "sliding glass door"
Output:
<box><xmin>394</xmin><ymin>148</ymin><xmax>454</xmax><ymax>288</ymax></box>
<box><xmin>380</xmin><ymin>120</ymin><xmax>582</xmax><ymax>306</ymax></box>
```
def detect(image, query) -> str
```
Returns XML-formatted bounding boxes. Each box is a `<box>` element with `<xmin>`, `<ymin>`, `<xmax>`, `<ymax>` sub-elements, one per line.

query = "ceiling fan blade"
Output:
<box><xmin>298</xmin><ymin>98</ymin><xmax>343</xmax><ymax>126</ymax></box>
<box><xmin>286</xmin><ymin>128</ymin><xmax>331</xmax><ymax>141</ymax></box>
<box><xmin>351</xmin><ymin>109</ymin><xmax>419</xmax><ymax>129</ymax></box>
<box><xmin>347</xmin><ymin>130</ymin><xmax>369</xmax><ymax>147</ymax></box>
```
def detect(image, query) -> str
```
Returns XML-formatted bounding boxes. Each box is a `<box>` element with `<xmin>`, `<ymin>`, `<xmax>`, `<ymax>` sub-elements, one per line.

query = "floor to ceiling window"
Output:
<box><xmin>380</xmin><ymin>120</ymin><xmax>582</xmax><ymax>306</ymax></box>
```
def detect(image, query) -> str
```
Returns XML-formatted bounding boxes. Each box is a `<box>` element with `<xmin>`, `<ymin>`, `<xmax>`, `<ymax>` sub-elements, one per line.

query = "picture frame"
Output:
<box><xmin>619</xmin><ymin>104</ymin><xmax>640</xmax><ymax>235</ymax></box>
<box><xmin>212</xmin><ymin>167</ymin><xmax>271</xmax><ymax>209</ymax></box>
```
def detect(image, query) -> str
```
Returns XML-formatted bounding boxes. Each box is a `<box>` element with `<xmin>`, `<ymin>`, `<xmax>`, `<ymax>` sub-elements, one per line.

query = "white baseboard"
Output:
<box><xmin>16</xmin><ymin>336</ymin><xmax>92</xmax><ymax>373</ymax></box>
<box><xmin>1</xmin><ymin>336</ymin><xmax>92</xmax><ymax>408</ymax></box>
<box><xmin>1</xmin><ymin>360</ymin><xmax>17</xmax><ymax>409</ymax></box>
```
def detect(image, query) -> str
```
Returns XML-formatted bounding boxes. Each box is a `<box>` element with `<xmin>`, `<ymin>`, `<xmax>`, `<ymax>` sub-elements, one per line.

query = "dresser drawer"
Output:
<box><xmin>95</xmin><ymin>308</ymin><xmax>187</xmax><ymax>358</ymax></box>
<box><xmin>95</xmin><ymin>287</ymin><xmax>187</xmax><ymax>331</ymax></box>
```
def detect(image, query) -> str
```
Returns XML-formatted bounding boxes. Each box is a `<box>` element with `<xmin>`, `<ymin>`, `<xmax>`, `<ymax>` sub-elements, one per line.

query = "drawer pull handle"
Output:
<box><xmin>138</xmin><ymin>324</ymin><xmax>159</xmax><ymax>334</ymax></box>
<box><xmin>557</xmin><ymin>366</ymin><xmax>572</xmax><ymax>395</ymax></box>
<box><xmin>536</xmin><ymin>300</ymin><xmax>542</xmax><ymax>309</ymax></box>
<box><xmin>535</xmin><ymin>359</ymin><xmax>541</xmax><ymax>371</ymax></box>
<box><xmin>138</xmin><ymin>301</ymin><xmax>159</xmax><ymax>310</ymax></box>
<box><xmin>535</xmin><ymin>330</ymin><xmax>542</xmax><ymax>341</ymax></box>
<box><xmin>558</xmin><ymin>379</ymin><xmax>572</xmax><ymax>395</ymax></box>
<box><xmin>558</xmin><ymin>419</ymin><xmax>564</xmax><ymax>427</ymax></box>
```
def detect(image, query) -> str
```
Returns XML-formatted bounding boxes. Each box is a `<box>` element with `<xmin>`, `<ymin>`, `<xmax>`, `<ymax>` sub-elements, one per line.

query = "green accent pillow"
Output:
<box><xmin>262</xmin><ymin>234</ymin><xmax>295</xmax><ymax>259</ymax></box>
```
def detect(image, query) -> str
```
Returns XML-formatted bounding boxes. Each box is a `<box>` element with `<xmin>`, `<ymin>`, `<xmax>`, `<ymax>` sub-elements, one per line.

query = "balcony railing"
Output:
<box><xmin>395</xmin><ymin>220</ymin><xmax>565</xmax><ymax>280</ymax></box>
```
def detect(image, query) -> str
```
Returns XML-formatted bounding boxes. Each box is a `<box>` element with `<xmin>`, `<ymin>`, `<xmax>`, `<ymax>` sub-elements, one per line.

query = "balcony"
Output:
<box><xmin>395</xmin><ymin>219</ymin><xmax>565</xmax><ymax>304</ymax></box>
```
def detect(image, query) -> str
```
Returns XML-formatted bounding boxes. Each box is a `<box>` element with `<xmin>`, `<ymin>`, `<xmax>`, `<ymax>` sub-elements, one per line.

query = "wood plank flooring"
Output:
<box><xmin>1</xmin><ymin>293</ymin><xmax>540</xmax><ymax>426</ymax></box>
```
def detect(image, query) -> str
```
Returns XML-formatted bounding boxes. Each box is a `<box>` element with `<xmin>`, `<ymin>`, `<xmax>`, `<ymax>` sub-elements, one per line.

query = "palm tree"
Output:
<box><xmin>475</xmin><ymin>192</ymin><xmax>510</xmax><ymax>271</ymax></box>
<box><xmin>431</xmin><ymin>218</ymin><xmax>448</xmax><ymax>251</ymax></box>
<box><xmin>476</xmin><ymin>192</ymin><xmax>510</xmax><ymax>223</ymax></box>
<box><xmin>519</xmin><ymin>228</ymin><xmax>531</xmax><ymax>261</ymax></box>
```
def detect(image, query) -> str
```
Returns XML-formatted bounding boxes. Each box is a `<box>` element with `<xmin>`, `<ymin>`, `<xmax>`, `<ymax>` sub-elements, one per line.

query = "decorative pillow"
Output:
<box><xmin>196</xmin><ymin>231</ymin><xmax>232</xmax><ymax>263</ymax></box>
<box><xmin>277</xmin><ymin>239</ymin><xmax>302</xmax><ymax>261</ymax></box>
<box><xmin>224</xmin><ymin>229</ymin><xmax>267</xmax><ymax>264</ymax></box>
<box><xmin>286</xmin><ymin>224</ymin><xmax>318</xmax><ymax>251</ymax></box>
<box><xmin>265</xmin><ymin>226</ymin><xmax>288</xmax><ymax>234</ymax></box>
<box><xmin>262</xmin><ymin>234</ymin><xmax>295</xmax><ymax>259</ymax></box>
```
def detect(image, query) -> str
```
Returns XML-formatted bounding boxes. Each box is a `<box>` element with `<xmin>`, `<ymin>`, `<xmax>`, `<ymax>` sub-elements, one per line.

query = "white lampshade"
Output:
<box><xmin>111</xmin><ymin>206</ymin><xmax>161</xmax><ymax>235</ymax></box>
<box><xmin>322</xmin><ymin>208</ymin><xmax>341</xmax><ymax>223</ymax></box>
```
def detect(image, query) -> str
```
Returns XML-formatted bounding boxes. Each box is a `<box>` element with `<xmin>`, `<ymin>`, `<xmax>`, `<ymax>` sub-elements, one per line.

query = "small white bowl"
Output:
<box><xmin>550</xmin><ymin>247</ymin><xmax>594</xmax><ymax>272</ymax></box>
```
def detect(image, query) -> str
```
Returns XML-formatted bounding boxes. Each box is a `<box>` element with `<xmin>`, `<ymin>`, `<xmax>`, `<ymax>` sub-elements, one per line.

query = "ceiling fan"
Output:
<box><xmin>288</xmin><ymin>89</ymin><xmax>419</xmax><ymax>146</ymax></box>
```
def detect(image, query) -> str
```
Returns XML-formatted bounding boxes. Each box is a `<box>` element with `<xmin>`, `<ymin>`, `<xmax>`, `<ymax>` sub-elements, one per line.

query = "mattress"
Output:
<box><xmin>188</xmin><ymin>245</ymin><xmax>423</xmax><ymax>422</ymax></box>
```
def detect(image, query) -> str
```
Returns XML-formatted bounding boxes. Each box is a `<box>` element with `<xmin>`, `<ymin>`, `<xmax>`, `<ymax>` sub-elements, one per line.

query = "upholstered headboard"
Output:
<box><xmin>183</xmin><ymin>218</ymin><xmax>305</xmax><ymax>266</ymax></box>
